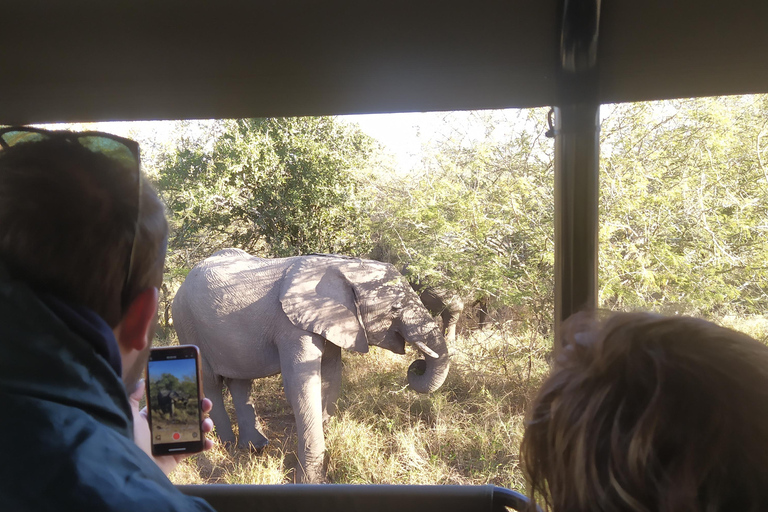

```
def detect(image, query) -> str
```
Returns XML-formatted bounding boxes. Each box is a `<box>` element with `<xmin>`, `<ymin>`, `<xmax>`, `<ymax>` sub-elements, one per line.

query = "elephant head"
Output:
<box><xmin>279</xmin><ymin>256</ymin><xmax>450</xmax><ymax>393</ymax></box>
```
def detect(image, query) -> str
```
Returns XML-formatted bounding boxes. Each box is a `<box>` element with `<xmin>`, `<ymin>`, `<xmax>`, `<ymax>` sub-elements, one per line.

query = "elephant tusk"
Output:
<box><xmin>413</xmin><ymin>341</ymin><xmax>439</xmax><ymax>359</ymax></box>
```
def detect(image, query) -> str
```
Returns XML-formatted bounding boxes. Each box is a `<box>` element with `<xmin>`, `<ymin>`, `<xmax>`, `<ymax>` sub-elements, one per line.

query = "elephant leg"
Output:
<box><xmin>227</xmin><ymin>378</ymin><xmax>269</xmax><ymax>451</ymax></box>
<box><xmin>321</xmin><ymin>341</ymin><xmax>341</xmax><ymax>423</ymax></box>
<box><xmin>202</xmin><ymin>358</ymin><xmax>235</xmax><ymax>446</ymax></box>
<box><xmin>280</xmin><ymin>334</ymin><xmax>326</xmax><ymax>483</ymax></box>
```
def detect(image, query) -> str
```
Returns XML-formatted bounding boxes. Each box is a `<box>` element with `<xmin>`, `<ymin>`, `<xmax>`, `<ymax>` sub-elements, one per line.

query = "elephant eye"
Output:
<box><xmin>391</xmin><ymin>302</ymin><xmax>404</xmax><ymax>312</ymax></box>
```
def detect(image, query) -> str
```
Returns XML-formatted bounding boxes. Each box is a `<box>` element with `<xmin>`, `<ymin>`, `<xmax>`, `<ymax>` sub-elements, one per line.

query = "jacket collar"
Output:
<box><xmin>38</xmin><ymin>293</ymin><xmax>123</xmax><ymax>377</ymax></box>
<box><xmin>0</xmin><ymin>261</ymin><xmax>133</xmax><ymax>438</ymax></box>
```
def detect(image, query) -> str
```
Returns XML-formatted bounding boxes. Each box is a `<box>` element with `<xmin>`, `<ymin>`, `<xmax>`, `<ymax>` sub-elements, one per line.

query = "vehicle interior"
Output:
<box><xmin>3</xmin><ymin>0</ymin><xmax>767</xmax><ymax>510</ymax></box>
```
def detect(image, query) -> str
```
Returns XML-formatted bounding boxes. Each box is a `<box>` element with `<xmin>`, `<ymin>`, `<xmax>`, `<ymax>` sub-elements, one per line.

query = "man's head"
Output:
<box><xmin>0</xmin><ymin>129</ymin><xmax>168</xmax><ymax>390</ymax></box>
<box><xmin>522</xmin><ymin>312</ymin><xmax>768</xmax><ymax>512</ymax></box>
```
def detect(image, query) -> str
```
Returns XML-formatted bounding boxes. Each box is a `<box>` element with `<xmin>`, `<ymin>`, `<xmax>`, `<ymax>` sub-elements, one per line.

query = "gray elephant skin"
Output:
<box><xmin>172</xmin><ymin>249</ymin><xmax>450</xmax><ymax>483</ymax></box>
<box><xmin>412</xmin><ymin>285</ymin><xmax>464</xmax><ymax>343</ymax></box>
<box><xmin>399</xmin><ymin>264</ymin><xmax>464</xmax><ymax>343</ymax></box>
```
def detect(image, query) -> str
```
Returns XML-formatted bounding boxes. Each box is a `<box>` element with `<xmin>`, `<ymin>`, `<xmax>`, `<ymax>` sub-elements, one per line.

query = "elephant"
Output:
<box><xmin>412</xmin><ymin>285</ymin><xmax>464</xmax><ymax>343</ymax></box>
<box><xmin>397</xmin><ymin>265</ymin><xmax>465</xmax><ymax>343</ymax></box>
<box><xmin>172</xmin><ymin>249</ymin><xmax>450</xmax><ymax>483</ymax></box>
<box><xmin>156</xmin><ymin>389</ymin><xmax>188</xmax><ymax>419</ymax></box>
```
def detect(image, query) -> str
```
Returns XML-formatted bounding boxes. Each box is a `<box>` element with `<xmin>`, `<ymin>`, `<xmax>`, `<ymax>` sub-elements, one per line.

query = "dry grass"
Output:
<box><xmin>164</xmin><ymin>313</ymin><xmax>768</xmax><ymax>490</ymax></box>
<box><xmin>166</xmin><ymin>324</ymin><xmax>552</xmax><ymax>490</ymax></box>
<box><xmin>717</xmin><ymin>314</ymin><xmax>768</xmax><ymax>344</ymax></box>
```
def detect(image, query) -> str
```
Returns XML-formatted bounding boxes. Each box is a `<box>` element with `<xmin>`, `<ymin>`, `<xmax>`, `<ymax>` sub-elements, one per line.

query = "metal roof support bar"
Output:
<box><xmin>553</xmin><ymin>0</ymin><xmax>601</xmax><ymax>353</ymax></box>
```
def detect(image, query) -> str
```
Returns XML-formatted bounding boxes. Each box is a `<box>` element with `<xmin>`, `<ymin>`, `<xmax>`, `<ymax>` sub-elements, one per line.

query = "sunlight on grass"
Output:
<box><xmin>718</xmin><ymin>314</ymin><xmax>768</xmax><ymax>344</ymax></box>
<box><xmin>170</xmin><ymin>440</ymin><xmax>290</xmax><ymax>485</ymax></box>
<box><xmin>168</xmin><ymin>325</ymin><xmax>551</xmax><ymax>490</ymax></box>
<box><xmin>164</xmin><ymin>314</ymin><xmax>767</xmax><ymax>488</ymax></box>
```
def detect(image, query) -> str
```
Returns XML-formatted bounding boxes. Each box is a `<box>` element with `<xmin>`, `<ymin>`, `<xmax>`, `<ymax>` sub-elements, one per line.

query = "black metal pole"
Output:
<box><xmin>553</xmin><ymin>104</ymin><xmax>599</xmax><ymax>351</ymax></box>
<box><xmin>552</xmin><ymin>0</ymin><xmax>601</xmax><ymax>353</ymax></box>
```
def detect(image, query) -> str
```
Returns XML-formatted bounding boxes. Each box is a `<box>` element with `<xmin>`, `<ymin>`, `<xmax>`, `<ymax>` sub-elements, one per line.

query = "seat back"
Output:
<box><xmin>178</xmin><ymin>484</ymin><xmax>532</xmax><ymax>512</ymax></box>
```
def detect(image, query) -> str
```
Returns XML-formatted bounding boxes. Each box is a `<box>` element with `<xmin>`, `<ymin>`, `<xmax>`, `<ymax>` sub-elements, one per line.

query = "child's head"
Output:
<box><xmin>521</xmin><ymin>312</ymin><xmax>768</xmax><ymax>512</ymax></box>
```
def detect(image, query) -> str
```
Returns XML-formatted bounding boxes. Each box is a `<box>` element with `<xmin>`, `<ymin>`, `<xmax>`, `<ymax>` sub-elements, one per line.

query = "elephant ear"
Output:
<box><xmin>336</xmin><ymin>260</ymin><xmax>411</xmax><ymax>347</ymax></box>
<box><xmin>279</xmin><ymin>258</ymin><xmax>369</xmax><ymax>353</ymax></box>
<box><xmin>338</xmin><ymin>260</ymin><xmax>409</xmax><ymax>307</ymax></box>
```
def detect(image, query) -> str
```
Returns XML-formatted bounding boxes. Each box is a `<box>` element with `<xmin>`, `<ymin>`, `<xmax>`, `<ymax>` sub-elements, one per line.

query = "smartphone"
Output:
<box><xmin>145</xmin><ymin>345</ymin><xmax>205</xmax><ymax>456</ymax></box>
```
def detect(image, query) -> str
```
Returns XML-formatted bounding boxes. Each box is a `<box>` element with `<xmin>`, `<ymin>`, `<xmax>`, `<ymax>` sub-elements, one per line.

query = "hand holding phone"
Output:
<box><xmin>145</xmin><ymin>345</ymin><xmax>206</xmax><ymax>456</ymax></box>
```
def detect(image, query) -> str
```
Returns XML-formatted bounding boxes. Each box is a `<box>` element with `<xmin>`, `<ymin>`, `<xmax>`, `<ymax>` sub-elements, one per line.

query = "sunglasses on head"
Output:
<box><xmin>0</xmin><ymin>126</ymin><xmax>142</xmax><ymax>298</ymax></box>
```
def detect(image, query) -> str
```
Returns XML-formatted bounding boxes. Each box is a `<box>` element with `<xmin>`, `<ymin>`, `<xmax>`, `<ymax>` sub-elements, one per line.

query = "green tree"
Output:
<box><xmin>179</xmin><ymin>376</ymin><xmax>198</xmax><ymax>400</ymax></box>
<box><xmin>599</xmin><ymin>95</ymin><xmax>768</xmax><ymax>315</ymax></box>
<box><xmin>153</xmin><ymin>372</ymin><xmax>181</xmax><ymax>390</ymax></box>
<box><xmin>156</xmin><ymin>117</ymin><xmax>377</xmax><ymax>269</ymax></box>
<box><xmin>369</xmin><ymin>109</ymin><xmax>555</xmax><ymax>328</ymax></box>
<box><xmin>149</xmin><ymin>373</ymin><xmax>181</xmax><ymax>410</ymax></box>
<box><xmin>149</xmin><ymin>95</ymin><xmax>768</xmax><ymax>332</ymax></box>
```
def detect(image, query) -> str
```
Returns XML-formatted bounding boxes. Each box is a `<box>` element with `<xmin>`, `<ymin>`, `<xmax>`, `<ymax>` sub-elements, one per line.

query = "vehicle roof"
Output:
<box><xmin>2</xmin><ymin>0</ymin><xmax>767</xmax><ymax>125</ymax></box>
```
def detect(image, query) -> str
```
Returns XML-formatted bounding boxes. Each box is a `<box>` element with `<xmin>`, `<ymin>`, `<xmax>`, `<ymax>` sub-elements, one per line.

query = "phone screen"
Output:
<box><xmin>146</xmin><ymin>345</ymin><xmax>204</xmax><ymax>456</ymax></box>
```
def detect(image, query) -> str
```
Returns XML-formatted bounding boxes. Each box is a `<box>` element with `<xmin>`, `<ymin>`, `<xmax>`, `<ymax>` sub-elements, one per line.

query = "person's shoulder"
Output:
<box><xmin>1</xmin><ymin>478</ymin><xmax>214</xmax><ymax>512</ymax></box>
<box><xmin>0</xmin><ymin>395</ymin><xmax>214</xmax><ymax>511</ymax></box>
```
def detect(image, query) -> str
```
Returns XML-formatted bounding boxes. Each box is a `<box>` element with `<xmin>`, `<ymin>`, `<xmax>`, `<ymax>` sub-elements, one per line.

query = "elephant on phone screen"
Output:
<box><xmin>172</xmin><ymin>249</ymin><xmax>450</xmax><ymax>483</ymax></box>
<box><xmin>156</xmin><ymin>389</ymin><xmax>189</xmax><ymax>419</ymax></box>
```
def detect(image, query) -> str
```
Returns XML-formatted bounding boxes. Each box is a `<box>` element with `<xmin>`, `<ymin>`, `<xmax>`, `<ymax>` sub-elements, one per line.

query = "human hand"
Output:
<box><xmin>129</xmin><ymin>380</ymin><xmax>215</xmax><ymax>476</ymax></box>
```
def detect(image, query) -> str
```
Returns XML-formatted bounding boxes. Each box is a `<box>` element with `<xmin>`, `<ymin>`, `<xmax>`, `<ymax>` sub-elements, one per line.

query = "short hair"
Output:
<box><xmin>521</xmin><ymin>312</ymin><xmax>768</xmax><ymax>512</ymax></box>
<box><xmin>0</xmin><ymin>136</ymin><xmax>168</xmax><ymax>327</ymax></box>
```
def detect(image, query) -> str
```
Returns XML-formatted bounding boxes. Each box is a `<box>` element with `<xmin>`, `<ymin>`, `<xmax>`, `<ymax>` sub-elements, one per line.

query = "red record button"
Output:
<box><xmin>173</xmin><ymin>432</ymin><xmax>181</xmax><ymax>440</ymax></box>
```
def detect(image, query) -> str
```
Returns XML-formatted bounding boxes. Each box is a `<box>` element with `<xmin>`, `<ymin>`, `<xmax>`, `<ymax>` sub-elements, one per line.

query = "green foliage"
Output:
<box><xmin>149</xmin><ymin>372</ymin><xmax>180</xmax><ymax>411</ymax></box>
<box><xmin>153</xmin><ymin>372</ymin><xmax>180</xmax><ymax>389</ymax></box>
<box><xmin>369</xmin><ymin>96</ymin><xmax>768</xmax><ymax>320</ymax></box>
<box><xmin>368</xmin><ymin>109</ymin><xmax>555</xmax><ymax>327</ymax></box>
<box><xmin>150</xmin><ymin>95</ymin><xmax>768</xmax><ymax>324</ymax></box>
<box><xmin>155</xmin><ymin>117</ymin><xmax>377</xmax><ymax>269</ymax></box>
<box><xmin>599</xmin><ymin>96</ymin><xmax>768</xmax><ymax>315</ymax></box>
<box><xmin>178</xmin><ymin>376</ymin><xmax>198</xmax><ymax>400</ymax></box>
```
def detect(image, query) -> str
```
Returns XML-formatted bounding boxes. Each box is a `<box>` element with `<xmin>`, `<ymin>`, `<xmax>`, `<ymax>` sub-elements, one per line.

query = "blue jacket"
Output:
<box><xmin>0</xmin><ymin>266</ymin><xmax>215</xmax><ymax>512</ymax></box>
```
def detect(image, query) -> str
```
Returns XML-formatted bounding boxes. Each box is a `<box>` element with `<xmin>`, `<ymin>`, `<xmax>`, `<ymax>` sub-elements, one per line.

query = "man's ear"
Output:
<box><xmin>115</xmin><ymin>287</ymin><xmax>159</xmax><ymax>352</ymax></box>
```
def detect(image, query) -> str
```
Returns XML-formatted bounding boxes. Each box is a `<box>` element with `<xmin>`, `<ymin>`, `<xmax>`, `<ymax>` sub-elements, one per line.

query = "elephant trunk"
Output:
<box><xmin>407</xmin><ymin>330</ymin><xmax>450</xmax><ymax>394</ymax></box>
